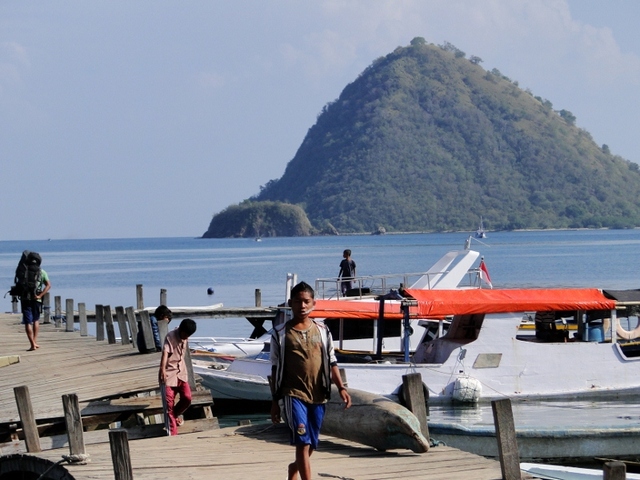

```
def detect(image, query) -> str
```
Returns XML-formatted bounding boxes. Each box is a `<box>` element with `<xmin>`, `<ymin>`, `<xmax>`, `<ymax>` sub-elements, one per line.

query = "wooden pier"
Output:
<box><xmin>0</xmin><ymin>309</ymin><xmax>525</xmax><ymax>479</ymax></box>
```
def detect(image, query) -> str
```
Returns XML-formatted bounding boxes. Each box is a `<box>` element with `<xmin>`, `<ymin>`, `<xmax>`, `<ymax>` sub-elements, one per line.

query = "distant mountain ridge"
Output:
<box><xmin>203</xmin><ymin>38</ymin><xmax>640</xmax><ymax>238</ymax></box>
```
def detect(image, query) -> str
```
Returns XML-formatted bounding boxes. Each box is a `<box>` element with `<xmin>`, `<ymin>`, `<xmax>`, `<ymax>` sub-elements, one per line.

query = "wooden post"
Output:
<box><xmin>13</xmin><ymin>386</ymin><xmax>41</xmax><ymax>453</ymax></box>
<box><xmin>158</xmin><ymin>318</ymin><xmax>169</xmax><ymax>348</ymax></box>
<box><xmin>115</xmin><ymin>307</ymin><xmax>130</xmax><ymax>345</ymax></box>
<box><xmin>138</xmin><ymin>310</ymin><xmax>155</xmax><ymax>351</ymax></box>
<box><xmin>125</xmin><ymin>307</ymin><xmax>138</xmax><ymax>349</ymax></box>
<box><xmin>54</xmin><ymin>295</ymin><xmax>62</xmax><ymax>328</ymax></box>
<box><xmin>255</xmin><ymin>289</ymin><xmax>262</xmax><ymax>307</ymax></box>
<box><xmin>491</xmin><ymin>398</ymin><xmax>521</xmax><ymax>480</ymax></box>
<box><xmin>604</xmin><ymin>461</ymin><xmax>626</xmax><ymax>480</ymax></box>
<box><xmin>185</xmin><ymin>346</ymin><xmax>196</xmax><ymax>390</ymax></box>
<box><xmin>160</xmin><ymin>288</ymin><xmax>167</xmax><ymax>306</ymax></box>
<box><xmin>103</xmin><ymin>305</ymin><xmax>116</xmax><ymax>344</ymax></box>
<box><xmin>65</xmin><ymin>298</ymin><xmax>74</xmax><ymax>332</ymax></box>
<box><xmin>62</xmin><ymin>393</ymin><xmax>85</xmax><ymax>456</ymax></box>
<box><xmin>109</xmin><ymin>429</ymin><xmax>133</xmax><ymax>480</ymax></box>
<box><xmin>136</xmin><ymin>284</ymin><xmax>144</xmax><ymax>310</ymax></box>
<box><xmin>78</xmin><ymin>303</ymin><xmax>88</xmax><ymax>336</ymax></box>
<box><xmin>42</xmin><ymin>292</ymin><xmax>50</xmax><ymax>323</ymax></box>
<box><xmin>401</xmin><ymin>373</ymin><xmax>429</xmax><ymax>440</ymax></box>
<box><xmin>95</xmin><ymin>304</ymin><xmax>105</xmax><ymax>341</ymax></box>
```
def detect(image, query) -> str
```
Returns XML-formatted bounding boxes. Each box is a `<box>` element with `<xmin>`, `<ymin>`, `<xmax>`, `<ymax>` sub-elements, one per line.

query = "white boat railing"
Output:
<box><xmin>315</xmin><ymin>269</ymin><xmax>483</xmax><ymax>300</ymax></box>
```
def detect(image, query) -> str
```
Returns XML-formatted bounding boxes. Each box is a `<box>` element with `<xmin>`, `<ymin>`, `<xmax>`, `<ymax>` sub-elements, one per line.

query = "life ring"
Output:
<box><xmin>603</xmin><ymin>318</ymin><xmax>640</xmax><ymax>341</ymax></box>
<box><xmin>398</xmin><ymin>382</ymin><xmax>429</xmax><ymax>408</ymax></box>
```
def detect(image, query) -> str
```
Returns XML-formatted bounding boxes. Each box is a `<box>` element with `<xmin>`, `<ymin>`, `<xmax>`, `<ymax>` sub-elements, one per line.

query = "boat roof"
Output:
<box><xmin>406</xmin><ymin>288</ymin><xmax>617</xmax><ymax>317</ymax></box>
<box><xmin>309</xmin><ymin>288</ymin><xmax>617</xmax><ymax>320</ymax></box>
<box><xmin>603</xmin><ymin>289</ymin><xmax>640</xmax><ymax>303</ymax></box>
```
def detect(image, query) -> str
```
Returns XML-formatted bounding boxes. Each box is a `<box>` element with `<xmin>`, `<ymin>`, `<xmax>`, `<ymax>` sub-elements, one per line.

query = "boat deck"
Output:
<box><xmin>0</xmin><ymin>312</ymin><xmax>530</xmax><ymax>479</ymax></box>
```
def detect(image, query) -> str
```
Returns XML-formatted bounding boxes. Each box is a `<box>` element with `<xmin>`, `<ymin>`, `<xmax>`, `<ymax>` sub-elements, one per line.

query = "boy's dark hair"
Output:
<box><xmin>154</xmin><ymin>305</ymin><xmax>172</xmax><ymax>321</ymax></box>
<box><xmin>291</xmin><ymin>281</ymin><xmax>315</xmax><ymax>299</ymax></box>
<box><xmin>178</xmin><ymin>318</ymin><xmax>197</xmax><ymax>337</ymax></box>
<box><xmin>343</xmin><ymin>249</ymin><xmax>351</xmax><ymax>256</ymax></box>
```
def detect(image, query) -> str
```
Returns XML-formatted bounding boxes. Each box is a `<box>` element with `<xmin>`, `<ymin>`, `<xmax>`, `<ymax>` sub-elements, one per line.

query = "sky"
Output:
<box><xmin>1</xmin><ymin>0</ymin><xmax>639</xmax><ymax>240</ymax></box>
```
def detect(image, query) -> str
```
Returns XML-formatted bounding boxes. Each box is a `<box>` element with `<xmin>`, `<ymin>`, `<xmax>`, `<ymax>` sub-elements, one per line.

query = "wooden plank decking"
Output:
<box><xmin>0</xmin><ymin>312</ymin><xmax>517</xmax><ymax>479</ymax></box>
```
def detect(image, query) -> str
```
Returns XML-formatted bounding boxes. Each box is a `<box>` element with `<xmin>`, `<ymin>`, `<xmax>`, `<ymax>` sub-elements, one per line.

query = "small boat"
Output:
<box><xmin>193</xmin><ymin>356</ymin><xmax>272</xmax><ymax>402</ymax></box>
<box><xmin>475</xmin><ymin>216</ymin><xmax>487</xmax><ymax>239</ymax></box>
<box><xmin>189</xmin><ymin>332</ymin><xmax>270</xmax><ymax>359</ymax></box>
<box><xmin>520</xmin><ymin>462</ymin><xmax>640</xmax><ymax>479</ymax></box>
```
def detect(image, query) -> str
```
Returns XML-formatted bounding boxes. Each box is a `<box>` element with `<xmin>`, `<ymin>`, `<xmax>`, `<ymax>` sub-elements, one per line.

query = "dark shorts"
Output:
<box><xmin>21</xmin><ymin>299</ymin><xmax>41</xmax><ymax>325</ymax></box>
<box><xmin>282</xmin><ymin>396</ymin><xmax>325</xmax><ymax>450</ymax></box>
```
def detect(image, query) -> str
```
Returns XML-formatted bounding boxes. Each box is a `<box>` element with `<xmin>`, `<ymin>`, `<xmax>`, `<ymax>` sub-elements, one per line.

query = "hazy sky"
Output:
<box><xmin>2</xmin><ymin>0</ymin><xmax>639</xmax><ymax>240</ymax></box>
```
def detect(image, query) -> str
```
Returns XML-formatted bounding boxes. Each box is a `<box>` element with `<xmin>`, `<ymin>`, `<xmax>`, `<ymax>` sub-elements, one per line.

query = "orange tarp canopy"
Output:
<box><xmin>307</xmin><ymin>289</ymin><xmax>616</xmax><ymax>320</ymax></box>
<box><xmin>405</xmin><ymin>288</ymin><xmax>617</xmax><ymax>317</ymax></box>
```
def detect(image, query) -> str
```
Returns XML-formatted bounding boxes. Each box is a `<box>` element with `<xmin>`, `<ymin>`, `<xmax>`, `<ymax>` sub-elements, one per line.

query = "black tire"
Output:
<box><xmin>398</xmin><ymin>382</ymin><xmax>429</xmax><ymax>408</ymax></box>
<box><xmin>0</xmin><ymin>454</ymin><xmax>75</xmax><ymax>480</ymax></box>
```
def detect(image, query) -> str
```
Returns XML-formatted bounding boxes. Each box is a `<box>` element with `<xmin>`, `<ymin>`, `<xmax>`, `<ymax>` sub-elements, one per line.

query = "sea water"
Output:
<box><xmin>2</xmin><ymin>229</ymin><xmax>640</xmax><ymax>338</ymax></box>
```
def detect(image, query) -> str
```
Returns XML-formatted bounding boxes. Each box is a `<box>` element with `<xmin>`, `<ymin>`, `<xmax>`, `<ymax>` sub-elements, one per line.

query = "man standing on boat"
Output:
<box><xmin>270</xmin><ymin>281</ymin><xmax>351</xmax><ymax>480</ymax></box>
<box><xmin>338</xmin><ymin>249</ymin><xmax>356</xmax><ymax>296</ymax></box>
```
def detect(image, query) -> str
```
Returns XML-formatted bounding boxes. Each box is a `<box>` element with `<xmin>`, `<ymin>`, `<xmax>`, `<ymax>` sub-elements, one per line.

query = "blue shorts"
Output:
<box><xmin>283</xmin><ymin>396</ymin><xmax>325</xmax><ymax>450</ymax></box>
<box><xmin>21</xmin><ymin>299</ymin><xmax>41</xmax><ymax>325</ymax></box>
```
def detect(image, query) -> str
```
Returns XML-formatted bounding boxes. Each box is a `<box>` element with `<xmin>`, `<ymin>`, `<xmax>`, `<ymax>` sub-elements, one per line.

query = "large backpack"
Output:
<box><xmin>13</xmin><ymin>250</ymin><xmax>42</xmax><ymax>299</ymax></box>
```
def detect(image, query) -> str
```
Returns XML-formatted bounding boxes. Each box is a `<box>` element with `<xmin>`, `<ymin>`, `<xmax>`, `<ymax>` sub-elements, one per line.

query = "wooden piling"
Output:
<box><xmin>13</xmin><ymin>385</ymin><xmax>41</xmax><ymax>453</ymax></box>
<box><xmin>138</xmin><ymin>310</ymin><xmax>155</xmax><ymax>351</ymax></box>
<box><xmin>62</xmin><ymin>393</ymin><xmax>86</xmax><ymax>456</ymax></box>
<box><xmin>42</xmin><ymin>292</ymin><xmax>50</xmax><ymax>323</ymax></box>
<box><xmin>54</xmin><ymin>295</ymin><xmax>62</xmax><ymax>328</ymax></box>
<box><xmin>78</xmin><ymin>303</ymin><xmax>87</xmax><ymax>336</ymax></box>
<box><xmin>604</xmin><ymin>461</ymin><xmax>626</xmax><ymax>480</ymax></box>
<box><xmin>109</xmin><ymin>429</ymin><xmax>134</xmax><ymax>480</ymax></box>
<box><xmin>95</xmin><ymin>304</ymin><xmax>105</xmax><ymax>341</ymax></box>
<box><xmin>103</xmin><ymin>305</ymin><xmax>116</xmax><ymax>344</ymax></box>
<box><xmin>491</xmin><ymin>398</ymin><xmax>521</xmax><ymax>480</ymax></box>
<box><xmin>125</xmin><ymin>307</ymin><xmax>138</xmax><ymax>349</ymax></box>
<box><xmin>115</xmin><ymin>307</ymin><xmax>130</xmax><ymax>345</ymax></box>
<box><xmin>401</xmin><ymin>373</ymin><xmax>429</xmax><ymax>439</ymax></box>
<box><xmin>255</xmin><ymin>288</ymin><xmax>261</xmax><ymax>307</ymax></box>
<box><xmin>160</xmin><ymin>288</ymin><xmax>167</xmax><ymax>306</ymax></box>
<box><xmin>136</xmin><ymin>284</ymin><xmax>144</xmax><ymax>310</ymax></box>
<box><xmin>65</xmin><ymin>298</ymin><xmax>74</xmax><ymax>332</ymax></box>
<box><xmin>157</xmin><ymin>318</ymin><xmax>169</xmax><ymax>348</ymax></box>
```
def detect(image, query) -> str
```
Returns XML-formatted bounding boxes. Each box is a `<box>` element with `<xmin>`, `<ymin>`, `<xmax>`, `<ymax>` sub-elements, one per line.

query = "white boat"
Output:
<box><xmin>193</xmin><ymin>356</ymin><xmax>273</xmax><ymax>401</ymax></box>
<box><xmin>475</xmin><ymin>216</ymin><xmax>487</xmax><ymax>239</ymax></box>
<box><xmin>194</xmin><ymin>243</ymin><xmax>488</xmax><ymax>400</ymax></box>
<box><xmin>197</xmin><ymin>286</ymin><xmax>640</xmax><ymax>405</ymax></box>
<box><xmin>521</xmin><ymin>462</ymin><xmax>640</xmax><ymax>479</ymax></box>
<box><xmin>189</xmin><ymin>332</ymin><xmax>270</xmax><ymax>359</ymax></box>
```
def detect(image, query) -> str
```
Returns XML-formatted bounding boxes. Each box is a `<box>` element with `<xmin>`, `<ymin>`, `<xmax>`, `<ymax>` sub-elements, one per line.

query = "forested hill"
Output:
<box><xmin>204</xmin><ymin>38</ymin><xmax>640</xmax><ymax>237</ymax></box>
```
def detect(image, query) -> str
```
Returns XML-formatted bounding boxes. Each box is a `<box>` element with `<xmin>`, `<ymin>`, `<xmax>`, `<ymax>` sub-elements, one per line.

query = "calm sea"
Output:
<box><xmin>2</xmin><ymin>229</ymin><xmax>640</xmax><ymax>338</ymax></box>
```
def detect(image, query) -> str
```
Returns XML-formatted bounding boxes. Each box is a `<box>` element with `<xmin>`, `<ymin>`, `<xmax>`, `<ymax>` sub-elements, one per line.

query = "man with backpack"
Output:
<box><xmin>14</xmin><ymin>251</ymin><xmax>51</xmax><ymax>351</ymax></box>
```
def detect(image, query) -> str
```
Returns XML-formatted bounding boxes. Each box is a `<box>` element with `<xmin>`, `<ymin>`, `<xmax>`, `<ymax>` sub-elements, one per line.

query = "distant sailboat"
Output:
<box><xmin>475</xmin><ymin>217</ymin><xmax>487</xmax><ymax>239</ymax></box>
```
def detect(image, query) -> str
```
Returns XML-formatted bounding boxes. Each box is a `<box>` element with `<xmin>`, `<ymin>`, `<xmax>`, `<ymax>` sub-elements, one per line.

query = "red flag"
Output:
<box><xmin>479</xmin><ymin>259</ymin><xmax>493</xmax><ymax>288</ymax></box>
